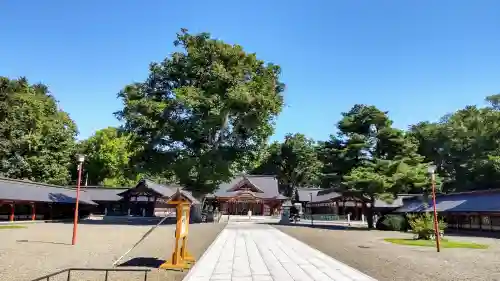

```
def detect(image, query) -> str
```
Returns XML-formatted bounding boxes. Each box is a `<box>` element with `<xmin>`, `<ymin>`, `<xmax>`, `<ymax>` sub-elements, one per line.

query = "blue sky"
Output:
<box><xmin>1</xmin><ymin>1</ymin><xmax>499</xmax><ymax>141</ymax></box>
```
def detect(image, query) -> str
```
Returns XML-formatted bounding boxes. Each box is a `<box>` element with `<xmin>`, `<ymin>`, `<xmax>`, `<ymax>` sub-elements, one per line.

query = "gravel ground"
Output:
<box><xmin>0</xmin><ymin>222</ymin><xmax>225</xmax><ymax>281</ymax></box>
<box><xmin>274</xmin><ymin>224</ymin><xmax>500</xmax><ymax>281</ymax></box>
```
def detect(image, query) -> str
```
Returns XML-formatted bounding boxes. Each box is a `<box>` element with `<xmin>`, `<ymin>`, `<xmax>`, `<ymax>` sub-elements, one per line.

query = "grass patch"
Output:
<box><xmin>0</xmin><ymin>225</ymin><xmax>27</xmax><ymax>229</ymax></box>
<box><xmin>384</xmin><ymin>238</ymin><xmax>488</xmax><ymax>249</ymax></box>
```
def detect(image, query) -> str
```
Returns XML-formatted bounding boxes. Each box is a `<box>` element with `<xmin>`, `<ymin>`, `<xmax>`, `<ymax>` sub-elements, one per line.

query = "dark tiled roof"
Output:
<box><xmin>81</xmin><ymin>188</ymin><xmax>126</xmax><ymax>201</ymax></box>
<box><xmin>301</xmin><ymin>187</ymin><xmax>415</xmax><ymax>209</ymax></box>
<box><xmin>297</xmin><ymin>188</ymin><xmax>323</xmax><ymax>202</ymax></box>
<box><xmin>394</xmin><ymin>191</ymin><xmax>500</xmax><ymax>213</ymax></box>
<box><xmin>119</xmin><ymin>179</ymin><xmax>201</xmax><ymax>204</ymax></box>
<box><xmin>118</xmin><ymin>179</ymin><xmax>175</xmax><ymax>197</ymax></box>
<box><xmin>213</xmin><ymin>175</ymin><xmax>283</xmax><ymax>199</ymax></box>
<box><xmin>0</xmin><ymin>178</ymin><xmax>96</xmax><ymax>205</ymax></box>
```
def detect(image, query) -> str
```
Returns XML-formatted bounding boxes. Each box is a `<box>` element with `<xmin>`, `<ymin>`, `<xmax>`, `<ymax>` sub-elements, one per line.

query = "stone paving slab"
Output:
<box><xmin>183</xmin><ymin>223</ymin><xmax>377</xmax><ymax>281</ymax></box>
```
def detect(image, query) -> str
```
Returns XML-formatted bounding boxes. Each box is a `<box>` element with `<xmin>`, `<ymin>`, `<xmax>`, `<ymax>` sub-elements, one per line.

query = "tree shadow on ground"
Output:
<box><xmin>117</xmin><ymin>257</ymin><xmax>165</xmax><ymax>268</ymax></box>
<box><xmin>17</xmin><ymin>239</ymin><xmax>71</xmax><ymax>245</ymax></box>
<box><xmin>59</xmin><ymin>217</ymin><xmax>178</xmax><ymax>226</ymax></box>
<box><xmin>266</xmin><ymin>222</ymin><xmax>372</xmax><ymax>231</ymax></box>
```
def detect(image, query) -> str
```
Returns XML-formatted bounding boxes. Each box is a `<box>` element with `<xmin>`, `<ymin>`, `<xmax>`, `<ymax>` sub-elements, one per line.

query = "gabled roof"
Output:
<box><xmin>118</xmin><ymin>179</ymin><xmax>175</xmax><ymax>197</ymax></box>
<box><xmin>213</xmin><ymin>175</ymin><xmax>283</xmax><ymax>199</ymax></box>
<box><xmin>0</xmin><ymin>177</ymin><xmax>96</xmax><ymax>205</ymax></box>
<box><xmin>302</xmin><ymin>187</ymin><xmax>415</xmax><ymax>208</ymax></box>
<box><xmin>118</xmin><ymin>179</ymin><xmax>201</xmax><ymax>204</ymax></box>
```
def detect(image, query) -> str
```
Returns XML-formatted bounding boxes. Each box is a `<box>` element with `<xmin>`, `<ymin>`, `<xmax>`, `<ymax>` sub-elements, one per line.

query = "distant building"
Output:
<box><xmin>394</xmin><ymin>189</ymin><xmax>500</xmax><ymax>232</ymax></box>
<box><xmin>0</xmin><ymin>175</ymin><xmax>288</xmax><ymax>222</ymax></box>
<box><xmin>297</xmin><ymin>187</ymin><xmax>418</xmax><ymax>220</ymax></box>
<box><xmin>0</xmin><ymin>177</ymin><xmax>200</xmax><ymax>222</ymax></box>
<box><xmin>204</xmin><ymin>175</ymin><xmax>288</xmax><ymax>216</ymax></box>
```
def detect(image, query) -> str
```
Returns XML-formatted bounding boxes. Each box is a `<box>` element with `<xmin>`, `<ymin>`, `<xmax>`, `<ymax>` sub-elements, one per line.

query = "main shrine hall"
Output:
<box><xmin>205</xmin><ymin>175</ymin><xmax>288</xmax><ymax>216</ymax></box>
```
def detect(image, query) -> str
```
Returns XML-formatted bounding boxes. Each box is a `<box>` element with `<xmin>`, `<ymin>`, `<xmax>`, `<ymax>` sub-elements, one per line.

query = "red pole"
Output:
<box><xmin>72</xmin><ymin>162</ymin><xmax>83</xmax><ymax>245</ymax></box>
<box><xmin>431</xmin><ymin>173</ymin><xmax>441</xmax><ymax>252</ymax></box>
<box><xmin>9</xmin><ymin>203</ymin><xmax>14</xmax><ymax>222</ymax></box>
<box><xmin>31</xmin><ymin>203</ymin><xmax>36</xmax><ymax>221</ymax></box>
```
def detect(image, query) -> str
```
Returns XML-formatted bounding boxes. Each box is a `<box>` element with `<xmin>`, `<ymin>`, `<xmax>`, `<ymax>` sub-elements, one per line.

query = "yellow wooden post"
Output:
<box><xmin>160</xmin><ymin>190</ymin><xmax>196</xmax><ymax>271</ymax></box>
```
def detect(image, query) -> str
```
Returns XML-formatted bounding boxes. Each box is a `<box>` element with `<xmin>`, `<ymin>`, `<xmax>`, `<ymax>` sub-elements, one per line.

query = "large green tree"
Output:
<box><xmin>116</xmin><ymin>29</ymin><xmax>285</xmax><ymax>194</ymax></box>
<box><xmin>0</xmin><ymin>77</ymin><xmax>77</xmax><ymax>185</ymax></box>
<box><xmin>253</xmin><ymin>133</ymin><xmax>323</xmax><ymax>199</ymax></box>
<box><xmin>77</xmin><ymin>127</ymin><xmax>138</xmax><ymax>187</ymax></box>
<box><xmin>410</xmin><ymin>95</ymin><xmax>500</xmax><ymax>192</ymax></box>
<box><xmin>322</xmin><ymin>104</ymin><xmax>437</xmax><ymax>228</ymax></box>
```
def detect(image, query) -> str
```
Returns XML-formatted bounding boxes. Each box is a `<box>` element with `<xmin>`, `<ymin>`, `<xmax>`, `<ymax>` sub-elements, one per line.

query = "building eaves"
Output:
<box><xmin>0</xmin><ymin>177</ymin><xmax>96</xmax><ymax>205</ymax></box>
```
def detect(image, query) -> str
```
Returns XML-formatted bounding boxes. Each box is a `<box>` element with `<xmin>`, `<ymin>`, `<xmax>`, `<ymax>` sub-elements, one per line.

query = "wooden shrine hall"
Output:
<box><xmin>204</xmin><ymin>175</ymin><xmax>288</xmax><ymax>216</ymax></box>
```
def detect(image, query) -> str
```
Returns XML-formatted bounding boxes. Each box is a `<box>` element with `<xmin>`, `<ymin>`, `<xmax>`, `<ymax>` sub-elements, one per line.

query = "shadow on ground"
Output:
<box><xmin>118</xmin><ymin>257</ymin><xmax>166</xmax><ymax>268</ymax></box>
<box><xmin>55</xmin><ymin>218</ymin><xmax>177</xmax><ymax>226</ymax></box>
<box><xmin>17</xmin><ymin>239</ymin><xmax>71</xmax><ymax>245</ymax></box>
<box><xmin>55</xmin><ymin>217</ymin><xmax>208</xmax><ymax>226</ymax></box>
<box><xmin>266</xmin><ymin>222</ymin><xmax>372</xmax><ymax>231</ymax></box>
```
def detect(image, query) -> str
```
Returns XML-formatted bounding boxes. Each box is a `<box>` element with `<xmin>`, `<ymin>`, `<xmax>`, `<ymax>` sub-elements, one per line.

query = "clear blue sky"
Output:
<box><xmin>1</xmin><ymin>1</ymin><xmax>499</xmax><ymax>141</ymax></box>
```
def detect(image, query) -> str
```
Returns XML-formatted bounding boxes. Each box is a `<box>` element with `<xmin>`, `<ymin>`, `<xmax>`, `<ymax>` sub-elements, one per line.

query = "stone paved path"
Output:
<box><xmin>183</xmin><ymin>222</ymin><xmax>377</xmax><ymax>281</ymax></box>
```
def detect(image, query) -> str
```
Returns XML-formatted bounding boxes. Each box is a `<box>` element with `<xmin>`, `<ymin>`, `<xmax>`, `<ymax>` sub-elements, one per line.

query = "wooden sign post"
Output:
<box><xmin>160</xmin><ymin>190</ymin><xmax>195</xmax><ymax>271</ymax></box>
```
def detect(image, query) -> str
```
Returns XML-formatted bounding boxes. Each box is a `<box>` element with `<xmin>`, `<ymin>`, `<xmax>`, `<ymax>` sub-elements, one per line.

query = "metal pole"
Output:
<box><xmin>431</xmin><ymin>173</ymin><xmax>441</xmax><ymax>252</ymax></box>
<box><xmin>310</xmin><ymin>193</ymin><xmax>313</xmax><ymax>226</ymax></box>
<box><xmin>72</xmin><ymin>162</ymin><xmax>83</xmax><ymax>245</ymax></box>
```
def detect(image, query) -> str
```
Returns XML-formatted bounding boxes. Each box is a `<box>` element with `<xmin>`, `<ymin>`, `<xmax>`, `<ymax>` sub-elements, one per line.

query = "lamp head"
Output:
<box><xmin>427</xmin><ymin>165</ymin><xmax>437</xmax><ymax>174</ymax></box>
<box><xmin>76</xmin><ymin>154</ymin><xmax>85</xmax><ymax>163</ymax></box>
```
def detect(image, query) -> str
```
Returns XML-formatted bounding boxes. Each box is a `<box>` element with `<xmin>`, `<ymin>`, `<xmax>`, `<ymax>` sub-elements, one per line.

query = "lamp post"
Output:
<box><xmin>428</xmin><ymin>165</ymin><xmax>441</xmax><ymax>252</ymax></box>
<box><xmin>72</xmin><ymin>154</ymin><xmax>85</xmax><ymax>246</ymax></box>
<box><xmin>309</xmin><ymin>192</ymin><xmax>313</xmax><ymax>226</ymax></box>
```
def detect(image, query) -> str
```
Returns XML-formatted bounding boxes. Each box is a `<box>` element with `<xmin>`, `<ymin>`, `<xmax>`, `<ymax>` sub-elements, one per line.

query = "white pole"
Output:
<box><xmin>347</xmin><ymin>213</ymin><xmax>351</xmax><ymax>226</ymax></box>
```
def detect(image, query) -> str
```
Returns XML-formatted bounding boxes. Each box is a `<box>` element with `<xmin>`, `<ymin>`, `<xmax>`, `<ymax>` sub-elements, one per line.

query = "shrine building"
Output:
<box><xmin>205</xmin><ymin>175</ymin><xmax>288</xmax><ymax>216</ymax></box>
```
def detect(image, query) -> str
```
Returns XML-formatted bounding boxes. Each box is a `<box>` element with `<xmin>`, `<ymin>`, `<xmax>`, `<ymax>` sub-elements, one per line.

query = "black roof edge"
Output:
<box><xmin>0</xmin><ymin>177</ymin><xmax>72</xmax><ymax>190</ymax></box>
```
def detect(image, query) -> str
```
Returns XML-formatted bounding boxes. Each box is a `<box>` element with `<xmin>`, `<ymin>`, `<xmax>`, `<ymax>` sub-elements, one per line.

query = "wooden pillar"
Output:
<box><xmin>9</xmin><ymin>203</ymin><xmax>14</xmax><ymax>222</ymax></box>
<box><xmin>261</xmin><ymin>202</ymin><xmax>265</xmax><ymax>216</ymax></box>
<box><xmin>49</xmin><ymin>204</ymin><xmax>53</xmax><ymax>220</ymax></box>
<box><xmin>31</xmin><ymin>203</ymin><xmax>36</xmax><ymax>221</ymax></box>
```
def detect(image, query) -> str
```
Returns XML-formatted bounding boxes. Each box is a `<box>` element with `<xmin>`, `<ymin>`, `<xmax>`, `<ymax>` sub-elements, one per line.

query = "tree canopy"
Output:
<box><xmin>0</xmin><ymin>77</ymin><xmax>77</xmax><ymax>185</ymax></box>
<box><xmin>115</xmin><ymin>29</ymin><xmax>285</xmax><ymax>194</ymax></box>
<box><xmin>77</xmin><ymin>127</ymin><xmax>138</xmax><ymax>187</ymax></box>
<box><xmin>1</xmin><ymin>29</ymin><xmax>499</xmax><ymax>213</ymax></box>
<box><xmin>253</xmin><ymin>133</ymin><xmax>323</xmax><ymax>198</ymax></box>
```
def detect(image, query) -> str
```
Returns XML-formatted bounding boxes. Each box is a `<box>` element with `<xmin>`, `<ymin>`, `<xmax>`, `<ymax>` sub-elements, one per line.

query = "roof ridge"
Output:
<box><xmin>67</xmin><ymin>185</ymin><xmax>130</xmax><ymax>189</ymax></box>
<box><xmin>0</xmin><ymin>176</ymin><xmax>69</xmax><ymax>189</ymax></box>
<box><xmin>245</xmin><ymin>174</ymin><xmax>276</xmax><ymax>178</ymax></box>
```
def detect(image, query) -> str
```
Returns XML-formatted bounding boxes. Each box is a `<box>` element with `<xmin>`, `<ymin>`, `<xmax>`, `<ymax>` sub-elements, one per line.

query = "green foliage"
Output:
<box><xmin>384</xmin><ymin>238</ymin><xmax>488</xmax><ymax>249</ymax></box>
<box><xmin>253</xmin><ymin>133</ymin><xmax>323</xmax><ymax>198</ymax></box>
<box><xmin>115</xmin><ymin>29</ymin><xmax>285</xmax><ymax>193</ymax></box>
<box><xmin>78</xmin><ymin>127</ymin><xmax>136</xmax><ymax>187</ymax></box>
<box><xmin>0</xmin><ymin>77</ymin><xmax>77</xmax><ymax>185</ymax></box>
<box><xmin>407</xmin><ymin>212</ymin><xmax>447</xmax><ymax>240</ymax></box>
<box><xmin>410</xmin><ymin>97</ymin><xmax>500</xmax><ymax>192</ymax></box>
<box><xmin>332</xmin><ymin>104</ymin><xmax>439</xmax><ymax>228</ymax></box>
<box><xmin>376</xmin><ymin>214</ymin><xmax>409</xmax><ymax>231</ymax></box>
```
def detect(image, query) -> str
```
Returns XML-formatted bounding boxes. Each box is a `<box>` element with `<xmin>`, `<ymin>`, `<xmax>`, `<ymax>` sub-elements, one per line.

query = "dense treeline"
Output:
<box><xmin>1</xmin><ymin>30</ymin><xmax>499</xmax><ymax>221</ymax></box>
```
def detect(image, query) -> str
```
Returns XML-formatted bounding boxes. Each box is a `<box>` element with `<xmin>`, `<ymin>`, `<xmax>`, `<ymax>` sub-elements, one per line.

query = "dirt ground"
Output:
<box><xmin>0</xmin><ymin>221</ymin><xmax>225</xmax><ymax>281</ymax></box>
<box><xmin>274</xmin><ymin>224</ymin><xmax>500</xmax><ymax>281</ymax></box>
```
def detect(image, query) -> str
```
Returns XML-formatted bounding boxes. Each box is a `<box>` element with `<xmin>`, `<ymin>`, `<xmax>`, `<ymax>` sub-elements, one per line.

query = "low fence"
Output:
<box><xmin>302</xmin><ymin>214</ymin><xmax>348</xmax><ymax>221</ymax></box>
<box><xmin>31</xmin><ymin>268</ymin><xmax>151</xmax><ymax>281</ymax></box>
